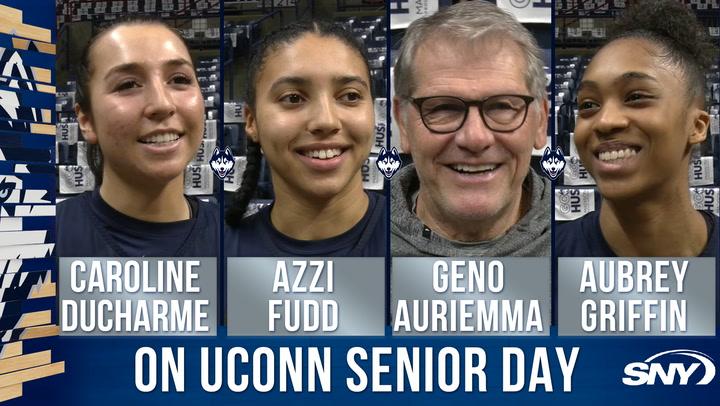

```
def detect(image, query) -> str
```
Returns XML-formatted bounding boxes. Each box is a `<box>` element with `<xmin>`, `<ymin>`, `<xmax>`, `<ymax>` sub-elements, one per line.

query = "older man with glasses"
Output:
<box><xmin>391</xmin><ymin>0</ymin><xmax>551</xmax><ymax>257</ymax></box>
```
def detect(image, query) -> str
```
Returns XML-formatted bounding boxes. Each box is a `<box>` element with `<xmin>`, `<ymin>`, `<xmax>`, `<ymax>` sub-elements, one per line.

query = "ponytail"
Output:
<box><xmin>226</xmin><ymin>140</ymin><xmax>263</xmax><ymax>226</ymax></box>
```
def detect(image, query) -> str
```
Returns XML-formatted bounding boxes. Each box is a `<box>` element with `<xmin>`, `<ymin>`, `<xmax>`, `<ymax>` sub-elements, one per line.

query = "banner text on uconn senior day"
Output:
<box><xmin>134</xmin><ymin>346</ymin><xmax>580</xmax><ymax>393</ymax></box>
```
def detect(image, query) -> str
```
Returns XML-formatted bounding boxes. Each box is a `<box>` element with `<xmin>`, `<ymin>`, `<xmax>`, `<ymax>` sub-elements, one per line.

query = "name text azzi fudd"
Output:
<box><xmin>269</xmin><ymin>260</ymin><xmax>337</xmax><ymax>332</ymax></box>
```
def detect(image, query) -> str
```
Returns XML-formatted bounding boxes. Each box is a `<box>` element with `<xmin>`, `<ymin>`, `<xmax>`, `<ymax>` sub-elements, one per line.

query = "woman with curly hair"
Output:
<box><xmin>557</xmin><ymin>0</ymin><xmax>717</xmax><ymax>256</ymax></box>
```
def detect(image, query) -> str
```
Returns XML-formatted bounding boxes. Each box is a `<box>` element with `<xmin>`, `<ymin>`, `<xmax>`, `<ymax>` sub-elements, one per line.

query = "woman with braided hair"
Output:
<box><xmin>557</xmin><ymin>0</ymin><xmax>718</xmax><ymax>256</ymax></box>
<box><xmin>224</xmin><ymin>21</ymin><xmax>386</xmax><ymax>256</ymax></box>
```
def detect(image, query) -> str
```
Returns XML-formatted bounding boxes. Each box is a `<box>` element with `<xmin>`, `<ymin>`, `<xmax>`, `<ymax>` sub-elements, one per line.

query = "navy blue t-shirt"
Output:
<box><xmin>56</xmin><ymin>190</ymin><xmax>219</xmax><ymax>257</ymax></box>
<box><xmin>556</xmin><ymin>209</ymin><xmax>718</xmax><ymax>257</ymax></box>
<box><xmin>225</xmin><ymin>192</ymin><xmax>386</xmax><ymax>257</ymax></box>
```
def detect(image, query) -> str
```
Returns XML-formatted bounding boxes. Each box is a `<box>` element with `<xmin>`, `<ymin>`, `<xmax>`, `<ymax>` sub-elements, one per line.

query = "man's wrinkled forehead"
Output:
<box><xmin>408</xmin><ymin>33</ymin><xmax>528</xmax><ymax>93</ymax></box>
<box><xmin>416</xmin><ymin>31</ymin><xmax>513</xmax><ymax>58</ymax></box>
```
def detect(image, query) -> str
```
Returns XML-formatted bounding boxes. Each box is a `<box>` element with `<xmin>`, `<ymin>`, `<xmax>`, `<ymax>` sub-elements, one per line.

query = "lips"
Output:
<box><xmin>300</xmin><ymin>148</ymin><xmax>343</xmax><ymax>160</ymax></box>
<box><xmin>598</xmin><ymin>148</ymin><xmax>638</xmax><ymax>162</ymax></box>
<box><xmin>448</xmin><ymin>163</ymin><xmax>499</xmax><ymax>174</ymax></box>
<box><xmin>593</xmin><ymin>142</ymin><xmax>641</xmax><ymax>160</ymax></box>
<box><xmin>294</xmin><ymin>144</ymin><xmax>351</xmax><ymax>171</ymax></box>
<box><xmin>590</xmin><ymin>141</ymin><xmax>642</xmax><ymax>175</ymax></box>
<box><xmin>139</xmin><ymin>132</ymin><xmax>182</xmax><ymax>144</ymax></box>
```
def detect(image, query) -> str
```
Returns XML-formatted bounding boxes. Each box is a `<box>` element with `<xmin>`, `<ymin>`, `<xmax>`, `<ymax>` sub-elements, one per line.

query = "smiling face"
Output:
<box><xmin>245</xmin><ymin>34</ymin><xmax>374</xmax><ymax>202</ymax></box>
<box><xmin>77</xmin><ymin>24</ymin><xmax>205</xmax><ymax>188</ymax></box>
<box><xmin>394</xmin><ymin>36</ymin><xmax>547</xmax><ymax>240</ymax></box>
<box><xmin>574</xmin><ymin>38</ymin><xmax>709</xmax><ymax>201</ymax></box>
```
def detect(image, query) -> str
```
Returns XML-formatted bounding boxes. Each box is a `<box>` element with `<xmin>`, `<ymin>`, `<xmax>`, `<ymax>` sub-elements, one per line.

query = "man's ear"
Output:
<box><xmin>393</xmin><ymin>96</ymin><xmax>412</xmax><ymax>154</ymax></box>
<box><xmin>244</xmin><ymin>104</ymin><xmax>259</xmax><ymax>144</ymax></box>
<box><xmin>533</xmin><ymin>98</ymin><xmax>549</xmax><ymax>150</ymax></box>
<box><xmin>75</xmin><ymin>104</ymin><xmax>97</xmax><ymax>144</ymax></box>
<box><xmin>688</xmin><ymin>108</ymin><xmax>709</xmax><ymax>145</ymax></box>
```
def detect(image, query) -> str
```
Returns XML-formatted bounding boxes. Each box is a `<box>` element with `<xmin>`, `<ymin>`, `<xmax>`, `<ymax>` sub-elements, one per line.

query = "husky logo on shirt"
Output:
<box><xmin>540</xmin><ymin>146</ymin><xmax>565</xmax><ymax>180</ymax></box>
<box><xmin>0</xmin><ymin>179</ymin><xmax>16</xmax><ymax>204</ymax></box>
<box><xmin>209</xmin><ymin>146</ymin><xmax>235</xmax><ymax>179</ymax></box>
<box><xmin>376</xmin><ymin>147</ymin><xmax>401</xmax><ymax>179</ymax></box>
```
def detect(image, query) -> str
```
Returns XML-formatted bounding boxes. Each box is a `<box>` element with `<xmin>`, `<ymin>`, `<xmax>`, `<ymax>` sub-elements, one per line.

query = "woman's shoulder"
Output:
<box><xmin>57</xmin><ymin>191</ymin><xmax>92</xmax><ymax>212</ymax></box>
<box><xmin>368</xmin><ymin>190</ymin><xmax>386</xmax><ymax>202</ymax></box>
<box><xmin>698</xmin><ymin>210</ymin><xmax>718</xmax><ymax>257</ymax></box>
<box><xmin>555</xmin><ymin>211</ymin><xmax>607</xmax><ymax>257</ymax></box>
<box><xmin>56</xmin><ymin>192</ymin><xmax>108</xmax><ymax>256</ymax></box>
<box><xmin>354</xmin><ymin>191</ymin><xmax>387</xmax><ymax>256</ymax></box>
<box><xmin>224</xmin><ymin>204</ymin><xmax>272</xmax><ymax>251</ymax></box>
<box><xmin>225</xmin><ymin>207</ymin><xmax>267</xmax><ymax>233</ymax></box>
<box><xmin>190</xmin><ymin>196</ymin><xmax>221</xmax><ymax>224</ymax></box>
<box><xmin>366</xmin><ymin>191</ymin><xmax>387</xmax><ymax>216</ymax></box>
<box><xmin>56</xmin><ymin>192</ymin><xmax>96</xmax><ymax>234</ymax></box>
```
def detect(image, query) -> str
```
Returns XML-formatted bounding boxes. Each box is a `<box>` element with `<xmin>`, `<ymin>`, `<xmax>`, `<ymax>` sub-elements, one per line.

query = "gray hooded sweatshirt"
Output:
<box><xmin>391</xmin><ymin>164</ymin><xmax>551</xmax><ymax>256</ymax></box>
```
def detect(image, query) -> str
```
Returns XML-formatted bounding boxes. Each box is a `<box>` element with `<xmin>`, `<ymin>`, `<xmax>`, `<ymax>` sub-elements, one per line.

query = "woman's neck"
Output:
<box><xmin>599</xmin><ymin>188</ymin><xmax>707</xmax><ymax>257</ymax></box>
<box><xmin>270</xmin><ymin>176</ymin><xmax>369</xmax><ymax>240</ymax></box>
<box><xmin>99</xmin><ymin>172</ymin><xmax>189</xmax><ymax>222</ymax></box>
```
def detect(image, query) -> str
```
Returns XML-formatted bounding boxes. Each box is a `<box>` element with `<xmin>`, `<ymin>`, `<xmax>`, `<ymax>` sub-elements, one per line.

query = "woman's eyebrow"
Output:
<box><xmin>576</xmin><ymin>79</ymin><xmax>597</xmax><ymax>94</ymax></box>
<box><xmin>335</xmin><ymin>75</ymin><xmax>369</xmax><ymax>89</ymax></box>
<box><xmin>103</xmin><ymin>58</ymin><xmax>193</xmax><ymax>80</ymax></box>
<box><xmin>615</xmin><ymin>71</ymin><xmax>659</xmax><ymax>85</ymax></box>
<box><xmin>270</xmin><ymin>76</ymin><xmax>309</xmax><ymax>92</ymax></box>
<box><xmin>577</xmin><ymin>71</ymin><xmax>659</xmax><ymax>93</ymax></box>
<box><xmin>269</xmin><ymin>75</ymin><xmax>370</xmax><ymax>92</ymax></box>
<box><xmin>103</xmin><ymin>62</ymin><xmax>142</xmax><ymax>79</ymax></box>
<box><xmin>163</xmin><ymin>58</ymin><xmax>194</xmax><ymax>69</ymax></box>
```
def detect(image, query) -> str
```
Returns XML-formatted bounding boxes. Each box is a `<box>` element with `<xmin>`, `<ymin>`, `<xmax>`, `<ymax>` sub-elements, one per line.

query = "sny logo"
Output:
<box><xmin>623</xmin><ymin>349</ymin><xmax>716</xmax><ymax>386</ymax></box>
<box><xmin>540</xmin><ymin>146</ymin><xmax>565</xmax><ymax>180</ymax></box>
<box><xmin>209</xmin><ymin>146</ymin><xmax>235</xmax><ymax>179</ymax></box>
<box><xmin>376</xmin><ymin>147</ymin><xmax>401</xmax><ymax>179</ymax></box>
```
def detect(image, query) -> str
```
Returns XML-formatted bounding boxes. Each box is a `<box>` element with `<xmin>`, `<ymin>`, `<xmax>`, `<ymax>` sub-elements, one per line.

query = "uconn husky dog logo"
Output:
<box><xmin>209</xmin><ymin>146</ymin><xmax>235</xmax><ymax>179</ymax></box>
<box><xmin>376</xmin><ymin>147</ymin><xmax>401</xmax><ymax>179</ymax></box>
<box><xmin>540</xmin><ymin>146</ymin><xmax>565</xmax><ymax>180</ymax></box>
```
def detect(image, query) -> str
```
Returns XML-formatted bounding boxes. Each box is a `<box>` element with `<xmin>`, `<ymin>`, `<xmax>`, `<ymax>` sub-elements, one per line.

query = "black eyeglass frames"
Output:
<box><xmin>409</xmin><ymin>94</ymin><xmax>535</xmax><ymax>134</ymax></box>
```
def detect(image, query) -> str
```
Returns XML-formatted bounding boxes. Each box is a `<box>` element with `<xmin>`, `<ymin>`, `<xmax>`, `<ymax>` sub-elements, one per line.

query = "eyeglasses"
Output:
<box><xmin>409</xmin><ymin>94</ymin><xmax>535</xmax><ymax>134</ymax></box>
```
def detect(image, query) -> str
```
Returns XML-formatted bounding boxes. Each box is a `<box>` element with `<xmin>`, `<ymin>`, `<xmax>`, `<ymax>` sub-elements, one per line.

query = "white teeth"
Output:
<box><xmin>451</xmin><ymin>163</ymin><xmax>497</xmax><ymax>173</ymax></box>
<box><xmin>140</xmin><ymin>133</ymin><xmax>180</xmax><ymax>144</ymax></box>
<box><xmin>598</xmin><ymin>148</ymin><xmax>637</xmax><ymax>162</ymax></box>
<box><xmin>302</xmin><ymin>148</ymin><xmax>342</xmax><ymax>160</ymax></box>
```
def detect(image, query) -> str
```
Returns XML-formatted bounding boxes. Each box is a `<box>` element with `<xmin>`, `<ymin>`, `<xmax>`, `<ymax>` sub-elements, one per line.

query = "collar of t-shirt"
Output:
<box><xmin>89</xmin><ymin>189</ymin><xmax>198</xmax><ymax>257</ymax></box>
<box><xmin>591</xmin><ymin>209</ymin><xmax>717</xmax><ymax>257</ymax></box>
<box><xmin>260</xmin><ymin>192</ymin><xmax>379</xmax><ymax>257</ymax></box>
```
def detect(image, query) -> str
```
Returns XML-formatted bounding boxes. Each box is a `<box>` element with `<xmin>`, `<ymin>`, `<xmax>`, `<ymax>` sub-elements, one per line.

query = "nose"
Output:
<box><xmin>453</xmin><ymin>105</ymin><xmax>495</xmax><ymax>151</ymax></box>
<box><xmin>144</xmin><ymin>78</ymin><xmax>176</xmax><ymax>120</ymax></box>
<box><xmin>592</xmin><ymin>100</ymin><xmax>629</xmax><ymax>136</ymax></box>
<box><xmin>307</xmin><ymin>95</ymin><xmax>340</xmax><ymax>136</ymax></box>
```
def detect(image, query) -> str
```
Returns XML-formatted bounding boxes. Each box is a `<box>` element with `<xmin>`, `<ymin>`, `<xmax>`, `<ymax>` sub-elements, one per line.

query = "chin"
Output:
<box><xmin>146</xmin><ymin>167</ymin><xmax>188</xmax><ymax>185</ymax></box>
<box><xmin>596</xmin><ymin>182</ymin><xmax>644</xmax><ymax>204</ymax></box>
<box><xmin>445</xmin><ymin>200</ymin><xmax>507</xmax><ymax>223</ymax></box>
<box><xmin>305</xmin><ymin>186</ymin><xmax>350</xmax><ymax>201</ymax></box>
<box><xmin>306</xmin><ymin>174</ymin><xmax>359</xmax><ymax>197</ymax></box>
